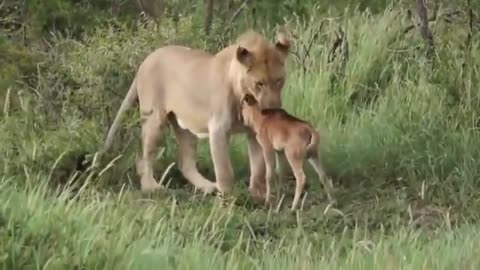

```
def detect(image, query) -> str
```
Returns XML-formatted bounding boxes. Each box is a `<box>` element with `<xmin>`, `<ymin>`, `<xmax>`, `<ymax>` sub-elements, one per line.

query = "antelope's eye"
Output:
<box><xmin>275</xmin><ymin>78</ymin><xmax>284</xmax><ymax>87</ymax></box>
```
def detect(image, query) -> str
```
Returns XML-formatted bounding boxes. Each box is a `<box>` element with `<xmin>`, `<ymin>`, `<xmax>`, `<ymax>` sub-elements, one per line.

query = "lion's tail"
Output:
<box><xmin>101</xmin><ymin>78</ymin><xmax>138</xmax><ymax>154</ymax></box>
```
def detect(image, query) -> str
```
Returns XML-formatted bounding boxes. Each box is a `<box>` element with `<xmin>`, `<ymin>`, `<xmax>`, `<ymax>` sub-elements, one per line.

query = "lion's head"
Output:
<box><xmin>231</xmin><ymin>29</ymin><xmax>291</xmax><ymax>109</ymax></box>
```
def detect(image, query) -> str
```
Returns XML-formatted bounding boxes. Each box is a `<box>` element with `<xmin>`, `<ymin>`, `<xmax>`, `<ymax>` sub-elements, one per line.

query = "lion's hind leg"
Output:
<box><xmin>136</xmin><ymin>109</ymin><xmax>167</xmax><ymax>191</ymax></box>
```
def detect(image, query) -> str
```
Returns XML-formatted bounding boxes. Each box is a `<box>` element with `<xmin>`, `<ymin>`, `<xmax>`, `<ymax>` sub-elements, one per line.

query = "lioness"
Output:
<box><xmin>240</xmin><ymin>93</ymin><xmax>334</xmax><ymax>210</ymax></box>
<box><xmin>101</xmin><ymin>29</ymin><xmax>291</xmax><ymax>200</ymax></box>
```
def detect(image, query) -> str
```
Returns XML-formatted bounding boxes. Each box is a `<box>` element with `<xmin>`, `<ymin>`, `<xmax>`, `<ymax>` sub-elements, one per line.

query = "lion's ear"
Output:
<box><xmin>242</xmin><ymin>94</ymin><xmax>257</xmax><ymax>106</ymax></box>
<box><xmin>274</xmin><ymin>27</ymin><xmax>291</xmax><ymax>56</ymax></box>
<box><xmin>236</xmin><ymin>46</ymin><xmax>255</xmax><ymax>67</ymax></box>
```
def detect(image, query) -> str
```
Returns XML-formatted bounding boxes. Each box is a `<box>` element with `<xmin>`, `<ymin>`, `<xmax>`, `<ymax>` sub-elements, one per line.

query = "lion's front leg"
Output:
<box><xmin>247</xmin><ymin>131</ymin><xmax>267</xmax><ymax>203</ymax></box>
<box><xmin>170</xmin><ymin>117</ymin><xmax>217</xmax><ymax>194</ymax></box>
<box><xmin>209</xmin><ymin>128</ymin><xmax>234</xmax><ymax>194</ymax></box>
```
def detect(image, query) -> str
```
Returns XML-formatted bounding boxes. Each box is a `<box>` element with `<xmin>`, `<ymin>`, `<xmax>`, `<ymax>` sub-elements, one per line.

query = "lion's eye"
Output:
<box><xmin>255</xmin><ymin>81</ymin><xmax>264</xmax><ymax>88</ymax></box>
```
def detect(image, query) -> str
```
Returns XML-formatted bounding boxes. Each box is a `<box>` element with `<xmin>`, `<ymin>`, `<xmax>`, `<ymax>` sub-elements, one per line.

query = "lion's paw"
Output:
<box><xmin>140</xmin><ymin>182</ymin><xmax>164</xmax><ymax>192</ymax></box>
<box><xmin>197</xmin><ymin>181</ymin><xmax>217</xmax><ymax>195</ymax></box>
<box><xmin>248</xmin><ymin>186</ymin><xmax>267</xmax><ymax>204</ymax></box>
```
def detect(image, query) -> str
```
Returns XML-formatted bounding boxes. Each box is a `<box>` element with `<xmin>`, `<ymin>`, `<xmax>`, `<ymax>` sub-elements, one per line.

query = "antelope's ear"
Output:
<box><xmin>242</xmin><ymin>94</ymin><xmax>257</xmax><ymax>106</ymax></box>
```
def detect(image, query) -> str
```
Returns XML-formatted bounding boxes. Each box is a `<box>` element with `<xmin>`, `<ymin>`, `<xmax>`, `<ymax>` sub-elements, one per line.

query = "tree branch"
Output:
<box><xmin>218</xmin><ymin>0</ymin><xmax>250</xmax><ymax>45</ymax></box>
<box><xmin>466</xmin><ymin>0</ymin><xmax>474</xmax><ymax>49</ymax></box>
<box><xmin>328</xmin><ymin>27</ymin><xmax>347</xmax><ymax>64</ymax></box>
<box><xmin>204</xmin><ymin>0</ymin><xmax>214</xmax><ymax>35</ymax></box>
<box><xmin>403</xmin><ymin>10</ymin><xmax>463</xmax><ymax>34</ymax></box>
<box><xmin>414</xmin><ymin>0</ymin><xmax>435</xmax><ymax>59</ymax></box>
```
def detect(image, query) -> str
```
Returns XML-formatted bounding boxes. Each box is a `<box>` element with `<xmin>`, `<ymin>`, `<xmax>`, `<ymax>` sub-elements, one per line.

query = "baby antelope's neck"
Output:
<box><xmin>249</xmin><ymin>108</ymin><xmax>265</xmax><ymax>133</ymax></box>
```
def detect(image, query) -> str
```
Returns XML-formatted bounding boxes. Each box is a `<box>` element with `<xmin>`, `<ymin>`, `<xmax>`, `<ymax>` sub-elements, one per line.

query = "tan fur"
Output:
<box><xmin>241</xmin><ymin>94</ymin><xmax>334</xmax><ymax>210</ymax></box>
<box><xmin>101</xmin><ymin>29</ymin><xmax>291</xmax><ymax>199</ymax></box>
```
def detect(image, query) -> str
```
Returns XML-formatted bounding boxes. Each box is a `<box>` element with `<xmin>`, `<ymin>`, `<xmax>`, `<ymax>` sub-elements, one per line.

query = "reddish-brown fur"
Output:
<box><xmin>241</xmin><ymin>94</ymin><xmax>334</xmax><ymax>210</ymax></box>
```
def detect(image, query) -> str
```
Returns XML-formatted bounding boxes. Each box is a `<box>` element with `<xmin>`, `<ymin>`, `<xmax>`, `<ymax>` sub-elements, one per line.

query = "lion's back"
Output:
<box><xmin>135</xmin><ymin>45</ymin><xmax>216</xmax><ymax>91</ymax></box>
<box><xmin>143</xmin><ymin>45</ymin><xmax>213</xmax><ymax>69</ymax></box>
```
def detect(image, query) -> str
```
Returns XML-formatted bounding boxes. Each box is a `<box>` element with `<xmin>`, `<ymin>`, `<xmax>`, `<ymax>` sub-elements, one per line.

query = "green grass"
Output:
<box><xmin>1</xmin><ymin>178</ymin><xmax>480</xmax><ymax>269</ymax></box>
<box><xmin>1</xmin><ymin>6</ymin><xmax>480</xmax><ymax>269</ymax></box>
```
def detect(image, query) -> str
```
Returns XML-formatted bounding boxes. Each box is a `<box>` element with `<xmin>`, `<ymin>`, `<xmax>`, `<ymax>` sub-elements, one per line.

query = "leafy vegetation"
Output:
<box><xmin>1</xmin><ymin>0</ymin><xmax>480</xmax><ymax>268</ymax></box>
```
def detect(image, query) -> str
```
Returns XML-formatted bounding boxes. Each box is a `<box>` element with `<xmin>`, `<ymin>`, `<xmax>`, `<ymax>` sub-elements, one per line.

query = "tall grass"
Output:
<box><xmin>1</xmin><ymin>177</ymin><xmax>480</xmax><ymax>269</ymax></box>
<box><xmin>1</xmin><ymin>7</ymin><xmax>480</xmax><ymax>269</ymax></box>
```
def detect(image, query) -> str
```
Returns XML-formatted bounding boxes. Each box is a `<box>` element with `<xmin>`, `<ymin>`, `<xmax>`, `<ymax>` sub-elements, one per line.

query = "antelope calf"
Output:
<box><xmin>240</xmin><ymin>94</ymin><xmax>334</xmax><ymax>210</ymax></box>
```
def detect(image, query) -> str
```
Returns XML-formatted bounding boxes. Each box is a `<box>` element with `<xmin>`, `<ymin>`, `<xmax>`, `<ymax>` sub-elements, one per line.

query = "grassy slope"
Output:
<box><xmin>1</xmin><ymin>7</ymin><xmax>480</xmax><ymax>269</ymax></box>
